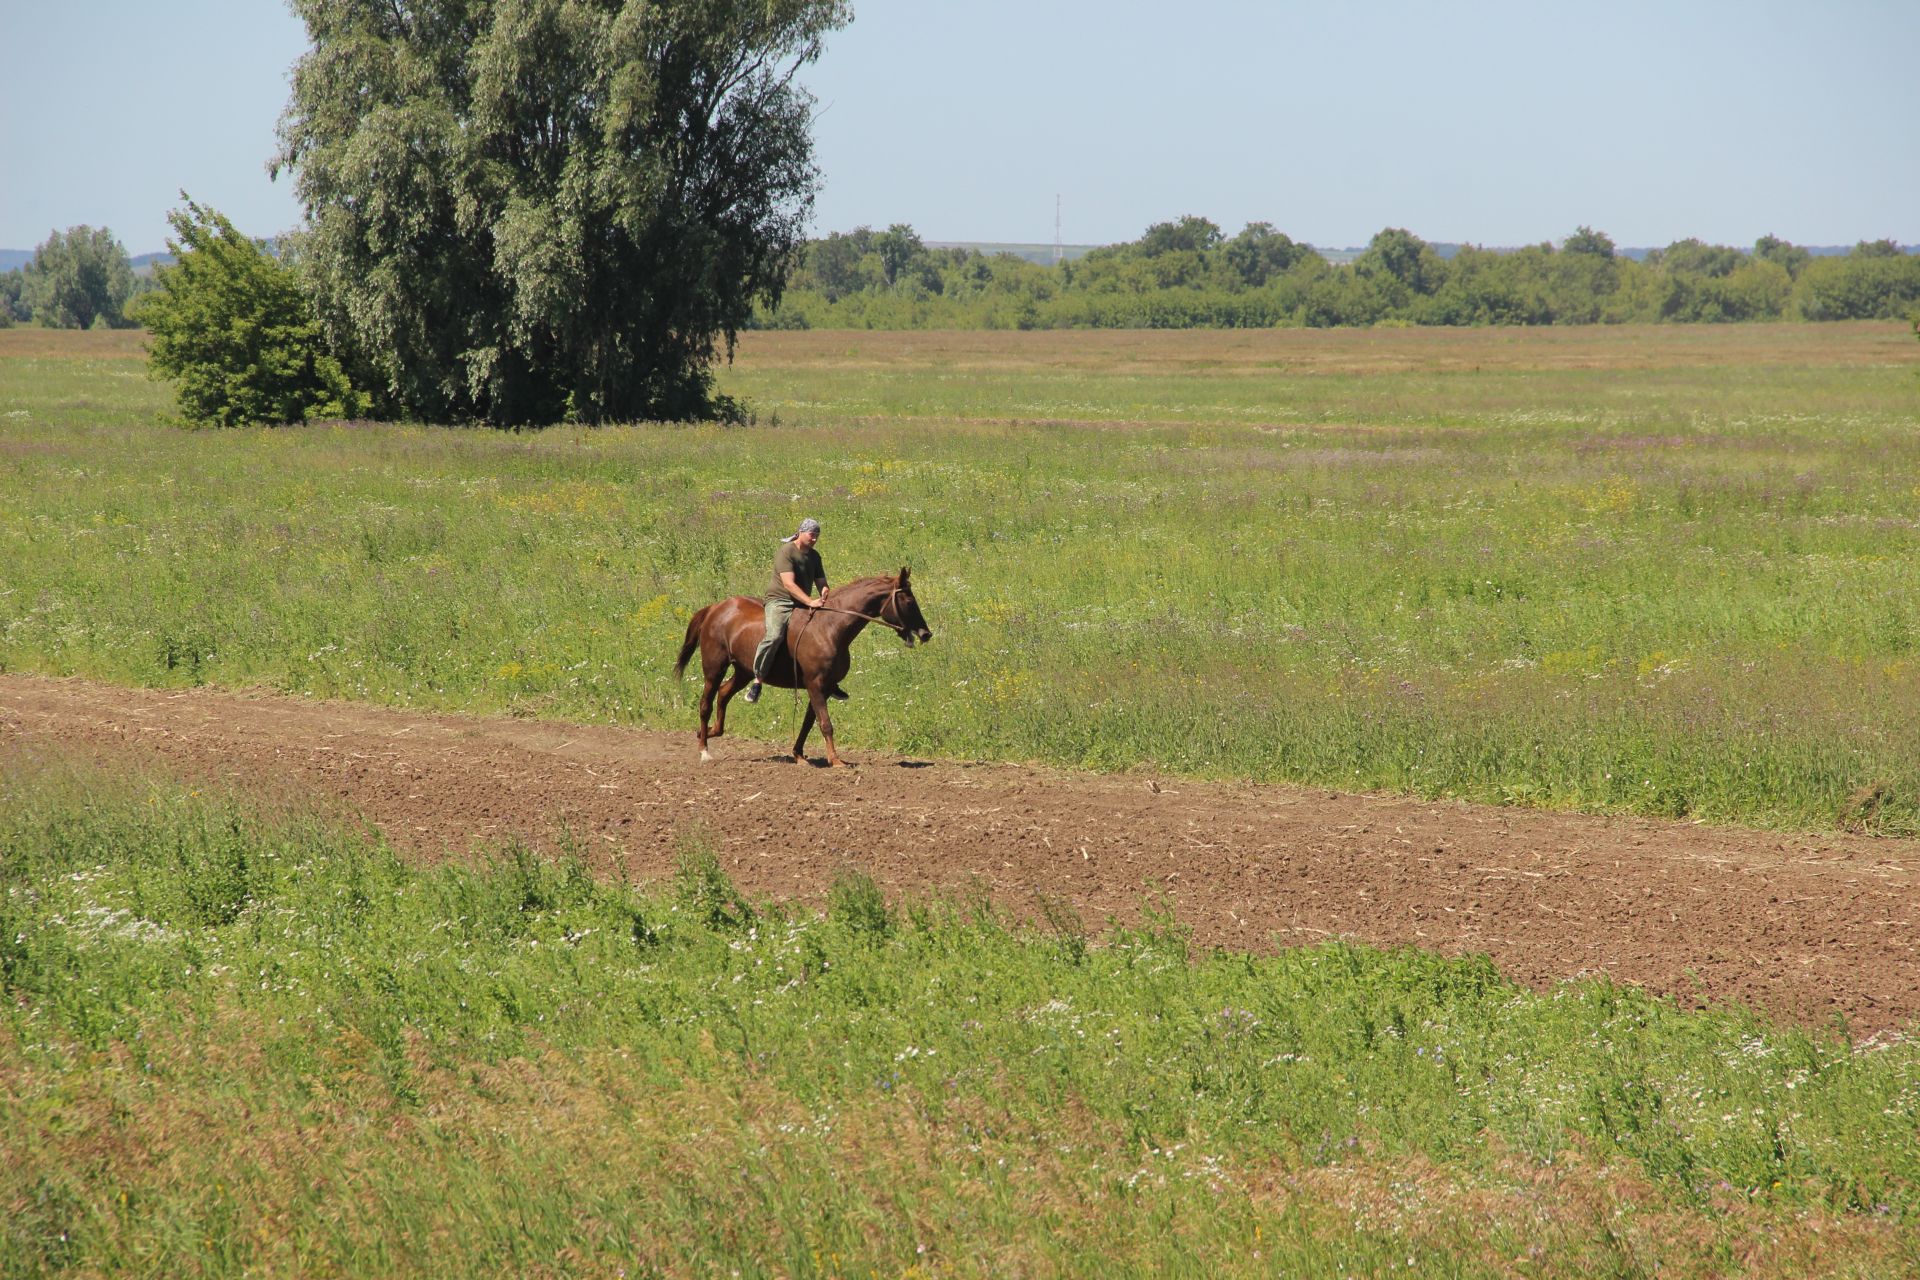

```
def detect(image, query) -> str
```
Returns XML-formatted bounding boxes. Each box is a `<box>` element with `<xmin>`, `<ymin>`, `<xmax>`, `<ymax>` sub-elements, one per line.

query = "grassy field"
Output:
<box><xmin>2</xmin><ymin>323</ymin><xmax>1919</xmax><ymax>833</ymax></box>
<box><xmin>3</xmin><ymin>759</ymin><xmax>1916</xmax><ymax>1277</ymax></box>
<box><xmin>5</xmin><ymin>326</ymin><xmax>1920</xmax><ymax>1276</ymax></box>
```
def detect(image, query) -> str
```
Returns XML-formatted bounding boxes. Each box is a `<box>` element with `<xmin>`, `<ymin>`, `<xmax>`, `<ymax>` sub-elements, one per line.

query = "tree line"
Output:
<box><xmin>758</xmin><ymin>218</ymin><xmax>1920</xmax><ymax>331</ymax></box>
<box><xmin>12</xmin><ymin>205</ymin><xmax>1910</xmax><ymax>431</ymax></box>
<box><xmin>17</xmin><ymin>214</ymin><xmax>1906</xmax><ymax>342</ymax></box>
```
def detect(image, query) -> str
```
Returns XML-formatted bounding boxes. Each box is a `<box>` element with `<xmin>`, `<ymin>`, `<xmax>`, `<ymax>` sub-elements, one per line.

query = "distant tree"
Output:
<box><xmin>24</xmin><ymin>225</ymin><xmax>137</xmax><ymax>329</ymax></box>
<box><xmin>274</xmin><ymin>0</ymin><xmax>850</xmax><ymax>425</ymax></box>
<box><xmin>1223</xmin><ymin>222</ymin><xmax>1312</xmax><ymax>287</ymax></box>
<box><xmin>1720</xmin><ymin>260</ymin><xmax>1794</xmax><ymax>319</ymax></box>
<box><xmin>1069</xmin><ymin>217</ymin><xmax>1224</xmax><ymax>292</ymax></box>
<box><xmin>137</xmin><ymin>198</ymin><xmax>363</xmax><ymax>427</ymax></box>
<box><xmin>872</xmin><ymin>223</ymin><xmax>925</xmax><ymax>288</ymax></box>
<box><xmin>1356</xmin><ymin>227</ymin><xmax>1445</xmax><ymax>297</ymax></box>
<box><xmin>1791</xmin><ymin>251</ymin><xmax>1920</xmax><ymax>320</ymax></box>
<box><xmin>0</xmin><ymin>270</ymin><xmax>28</xmax><ymax>327</ymax></box>
<box><xmin>1538</xmin><ymin>237</ymin><xmax>1621</xmax><ymax>322</ymax></box>
<box><xmin>1425</xmin><ymin>244</ymin><xmax>1548</xmax><ymax>325</ymax></box>
<box><xmin>808</xmin><ymin>227</ymin><xmax>875</xmax><ymax>301</ymax></box>
<box><xmin>1562</xmin><ymin>226</ymin><xmax>1615</xmax><ymax>258</ymax></box>
<box><xmin>1852</xmin><ymin>238</ymin><xmax>1905</xmax><ymax>259</ymax></box>
<box><xmin>1653</xmin><ymin>238</ymin><xmax>1746</xmax><ymax>278</ymax></box>
<box><xmin>1138</xmin><ymin>215</ymin><xmax>1224</xmax><ymax>257</ymax></box>
<box><xmin>1752</xmin><ymin>234</ymin><xmax>1810</xmax><ymax>278</ymax></box>
<box><xmin>1301</xmin><ymin>264</ymin><xmax>1393</xmax><ymax>327</ymax></box>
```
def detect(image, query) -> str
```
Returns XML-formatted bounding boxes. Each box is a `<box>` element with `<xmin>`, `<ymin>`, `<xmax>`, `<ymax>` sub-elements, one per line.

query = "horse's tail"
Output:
<box><xmin>673</xmin><ymin>606</ymin><xmax>710</xmax><ymax>680</ymax></box>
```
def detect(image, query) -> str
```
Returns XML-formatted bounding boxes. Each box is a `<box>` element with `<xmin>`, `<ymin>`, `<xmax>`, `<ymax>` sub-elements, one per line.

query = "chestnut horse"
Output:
<box><xmin>673</xmin><ymin>569</ymin><xmax>933</xmax><ymax>767</ymax></box>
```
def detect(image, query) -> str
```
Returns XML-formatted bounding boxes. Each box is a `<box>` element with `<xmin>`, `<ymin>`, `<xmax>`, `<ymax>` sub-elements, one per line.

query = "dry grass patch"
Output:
<box><xmin>729</xmin><ymin>321</ymin><xmax>1914</xmax><ymax>378</ymax></box>
<box><xmin>0</xmin><ymin>328</ymin><xmax>149</xmax><ymax>362</ymax></box>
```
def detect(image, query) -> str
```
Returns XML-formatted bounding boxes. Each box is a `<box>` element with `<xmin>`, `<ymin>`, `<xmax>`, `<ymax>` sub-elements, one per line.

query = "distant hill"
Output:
<box><xmin>926</xmin><ymin>241</ymin><xmax>1103</xmax><ymax>265</ymax></box>
<box><xmin>0</xmin><ymin>247</ymin><xmax>176</xmax><ymax>274</ymax></box>
<box><xmin>924</xmin><ymin>241</ymin><xmax>1916</xmax><ymax>267</ymax></box>
<box><xmin>1428</xmin><ymin>243</ymin><xmax>1910</xmax><ymax>262</ymax></box>
<box><xmin>0</xmin><ymin>247</ymin><xmax>256</xmax><ymax>276</ymax></box>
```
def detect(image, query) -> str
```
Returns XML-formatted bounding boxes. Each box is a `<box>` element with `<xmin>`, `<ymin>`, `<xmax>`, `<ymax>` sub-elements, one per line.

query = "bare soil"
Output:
<box><xmin>5</xmin><ymin>673</ymin><xmax>1915</xmax><ymax>1035</ymax></box>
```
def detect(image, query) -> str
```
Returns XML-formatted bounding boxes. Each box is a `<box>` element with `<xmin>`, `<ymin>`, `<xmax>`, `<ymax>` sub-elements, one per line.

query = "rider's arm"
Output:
<box><xmin>779</xmin><ymin>570</ymin><xmax>821</xmax><ymax>608</ymax></box>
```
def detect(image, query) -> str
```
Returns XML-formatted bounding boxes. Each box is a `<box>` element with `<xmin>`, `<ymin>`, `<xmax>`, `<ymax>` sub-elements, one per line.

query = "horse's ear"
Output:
<box><xmin>898</xmin><ymin>566</ymin><xmax>911</xmax><ymax>584</ymax></box>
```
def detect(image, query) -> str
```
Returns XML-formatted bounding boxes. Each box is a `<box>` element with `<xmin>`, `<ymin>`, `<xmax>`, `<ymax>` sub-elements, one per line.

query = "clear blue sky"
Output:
<box><xmin>3</xmin><ymin>0</ymin><xmax>1915</xmax><ymax>255</ymax></box>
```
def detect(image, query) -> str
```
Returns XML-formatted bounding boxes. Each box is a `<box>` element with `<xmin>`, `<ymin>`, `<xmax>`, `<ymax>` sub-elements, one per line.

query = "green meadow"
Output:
<box><xmin>3</xmin><ymin>761</ymin><xmax>1916</xmax><ymax>1276</ymax></box>
<box><xmin>3</xmin><ymin>324</ymin><xmax>1918</xmax><ymax>831</ymax></box>
<box><xmin>5</xmin><ymin>326</ymin><xmax>1920</xmax><ymax>1275</ymax></box>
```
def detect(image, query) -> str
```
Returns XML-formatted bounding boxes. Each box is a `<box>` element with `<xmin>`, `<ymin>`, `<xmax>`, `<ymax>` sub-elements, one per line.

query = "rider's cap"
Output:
<box><xmin>783</xmin><ymin>517</ymin><xmax>821</xmax><ymax>543</ymax></box>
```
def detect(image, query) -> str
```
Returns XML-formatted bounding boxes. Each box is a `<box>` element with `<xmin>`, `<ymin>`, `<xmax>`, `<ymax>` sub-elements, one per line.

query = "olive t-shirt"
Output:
<box><xmin>767</xmin><ymin>541</ymin><xmax>826</xmax><ymax>604</ymax></box>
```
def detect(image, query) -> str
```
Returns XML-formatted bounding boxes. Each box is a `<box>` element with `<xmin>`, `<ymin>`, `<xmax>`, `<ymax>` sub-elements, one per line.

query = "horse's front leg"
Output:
<box><xmin>808</xmin><ymin>681</ymin><xmax>849</xmax><ymax>768</ymax></box>
<box><xmin>791</xmin><ymin>702</ymin><xmax>816</xmax><ymax>764</ymax></box>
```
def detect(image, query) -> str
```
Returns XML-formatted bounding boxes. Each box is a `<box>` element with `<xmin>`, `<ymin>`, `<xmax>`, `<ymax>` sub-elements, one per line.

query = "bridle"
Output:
<box><xmin>774</xmin><ymin>582</ymin><xmax>918</xmax><ymax>709</ymax></box>
<box><xmin>807</xmin><ymin>585</ymin><xmax>914</xmax><ymax>637</ymax></box>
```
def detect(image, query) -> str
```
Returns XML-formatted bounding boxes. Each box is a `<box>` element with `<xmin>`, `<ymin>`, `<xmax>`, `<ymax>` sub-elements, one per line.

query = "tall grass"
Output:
<box><xmin>3</xmin><ymin>762</ymin><xmax>1916</xmax><ymax>1276</ymax></box>
<box><xmin>3</xmin><ymin>325</ymin><xmax>1919</xmax><ymax>830</ymax></box>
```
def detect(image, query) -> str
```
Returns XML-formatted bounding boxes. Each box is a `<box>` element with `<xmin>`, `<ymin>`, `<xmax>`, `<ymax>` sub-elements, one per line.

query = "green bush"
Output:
<box><xmin>137</xmin><ymin>197</ymin><xmax>364</xmax><ymax>427</ymax></box>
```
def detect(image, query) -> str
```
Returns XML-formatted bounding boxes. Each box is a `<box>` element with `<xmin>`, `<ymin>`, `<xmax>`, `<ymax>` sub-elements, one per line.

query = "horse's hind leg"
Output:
<box><xmin>696</xmin><ymin>675</ymin><xmax>721</xmax><ymax>762</ymax></box>
<box><xmin>696</xmin><ymin>648</ymin><xmax>733</xmax><ymax>763</ymax></box>
<box><xmin>697</xmin><ymin>633</ymin><xmax>752</xmax><ymax>761</ymax></box>
<box><xmin>711</xmin><ymin>664</ymin><xmax>749</xmax><ymax>739</ymax></box>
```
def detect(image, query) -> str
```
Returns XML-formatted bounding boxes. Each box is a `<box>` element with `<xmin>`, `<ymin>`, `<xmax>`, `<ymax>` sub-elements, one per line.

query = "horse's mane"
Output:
<box><xmin>806</xmin><ymin>575</ymin><xmax>903</xmax><ymax>637</ymax></box>
<box><xmin>830</xmin><ymin>574</ymin><xmax>897</xmax><ymax>602</ymax></box>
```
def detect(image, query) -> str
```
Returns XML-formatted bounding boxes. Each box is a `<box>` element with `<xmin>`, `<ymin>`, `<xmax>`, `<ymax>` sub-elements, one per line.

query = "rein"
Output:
<box><xmin>781</xmin><ymin>586</ymin><xmax>907</xmax><ymax>709</ymax></box>
<box><xmin>808</xmin><ymin>587</ymin><xmax>910</xmax><ymax>636</ymax></box>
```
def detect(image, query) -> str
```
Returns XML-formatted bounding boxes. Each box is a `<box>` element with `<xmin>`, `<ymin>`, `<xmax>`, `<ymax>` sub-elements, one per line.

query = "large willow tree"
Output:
<box><xmin>274</xmin><ymin>0</ymin><xmax>847</xmax><ymax>425</ymax></box>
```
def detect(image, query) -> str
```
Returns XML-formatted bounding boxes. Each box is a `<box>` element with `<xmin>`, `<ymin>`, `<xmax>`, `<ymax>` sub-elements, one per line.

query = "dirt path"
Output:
<box><xmin>4</xmin><ymin>673</ymin><xmax>1916</xmax><ymax>1035</ymax></box>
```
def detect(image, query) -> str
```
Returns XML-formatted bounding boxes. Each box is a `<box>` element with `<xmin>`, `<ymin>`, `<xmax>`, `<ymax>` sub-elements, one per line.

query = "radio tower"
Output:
<box><xmin>1052</xmin><ymin>194</ymin><xmax>1063</xmax><ymax>266</ymax></box>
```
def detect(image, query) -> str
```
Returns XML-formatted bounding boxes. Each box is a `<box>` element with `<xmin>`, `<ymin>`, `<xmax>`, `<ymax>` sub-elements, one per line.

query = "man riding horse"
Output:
<box><xmin>674</xmin><ymin>524</ymin><xmax>933</xmax><ymax>766</ymax></box>
<box><xmin>744</xmin><ymin>516</ymin><xmax>832</xmax><ymax>704</ymax></box>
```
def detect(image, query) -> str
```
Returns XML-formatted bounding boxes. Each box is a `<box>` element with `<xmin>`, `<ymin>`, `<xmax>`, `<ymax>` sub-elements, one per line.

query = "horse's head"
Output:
<box><xmin>882</xmin><ymin>567</ymin><xmax>933</xmax><ymax>647</ymax></box>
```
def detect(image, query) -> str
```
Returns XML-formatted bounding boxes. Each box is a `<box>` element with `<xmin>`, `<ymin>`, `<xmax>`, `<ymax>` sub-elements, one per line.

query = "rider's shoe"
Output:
<box><xmin>827</xmin><ymin>685</ymin><xmax>849</xmax><ymax>701</ymax></box>
<box><xmin>743</xmin><ymin>680</ymin><xmax>761</xmax><ymax>704</ymax></box>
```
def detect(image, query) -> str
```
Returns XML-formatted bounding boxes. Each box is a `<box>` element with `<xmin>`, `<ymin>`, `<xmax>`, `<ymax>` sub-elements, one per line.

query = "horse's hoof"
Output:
<box><xmin>699</xmin><ymin>749</ymin><xmax>713</xmax><ymax>764</ymax></box>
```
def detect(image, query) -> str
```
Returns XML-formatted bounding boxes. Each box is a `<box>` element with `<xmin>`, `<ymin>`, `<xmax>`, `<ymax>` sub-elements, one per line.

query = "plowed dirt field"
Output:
<box><xmin>4</xmin><ymin>673</ymin><xmax>1915</xmax><ymax>1035</ymax></box>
